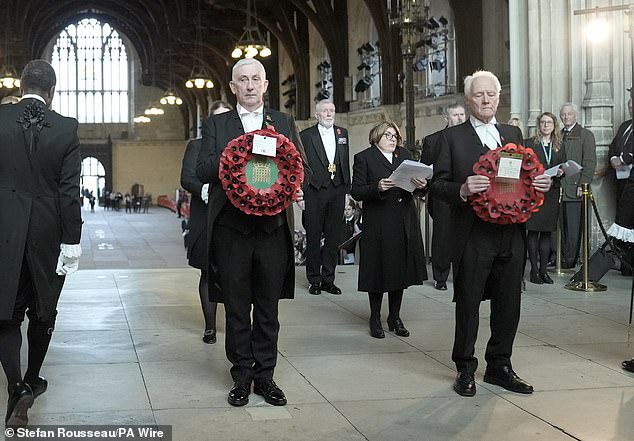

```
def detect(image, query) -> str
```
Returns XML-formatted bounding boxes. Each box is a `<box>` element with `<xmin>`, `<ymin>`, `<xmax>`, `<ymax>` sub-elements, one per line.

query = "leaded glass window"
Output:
<box><xmin>51</xmin><ymin>18</ymin><xmax>128</xmax><ymax>123</ymax></box>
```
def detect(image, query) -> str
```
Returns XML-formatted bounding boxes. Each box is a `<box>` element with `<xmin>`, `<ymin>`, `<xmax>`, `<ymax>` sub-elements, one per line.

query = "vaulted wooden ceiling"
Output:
<box><xmin>0</xmin><ymin>0</ymin><xmax>482</xmax><ymax>120</ymax></box>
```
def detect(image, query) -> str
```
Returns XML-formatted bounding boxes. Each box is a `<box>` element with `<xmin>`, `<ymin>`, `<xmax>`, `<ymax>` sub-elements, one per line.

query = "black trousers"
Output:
<box><xmin>561</xmin><ymin>201</ymin><xmax>582</xmax><ymax>268</ymax></box>
<box><xmin>430</xmin><ymin>198</ymin><xmax>451</xmax><ymax>283</ymax></box>
<box><xmin>303</xmin><ymin>183</ymin><xmax>346</xmax><ymax>284</ymax></box>
<box><xmin>213</xmin><ymin>224</ymin><xmax>289</xmax><ymax>383</ymax></box>
<box><xmin>0</xmin><ymin>256</ymin><xmax>56</xmax><ymax>386</ymax></box>
<box><xmin>452</xmin><ymin>222</ymin><xmax>523</xmax><ymax>374</ymax></box>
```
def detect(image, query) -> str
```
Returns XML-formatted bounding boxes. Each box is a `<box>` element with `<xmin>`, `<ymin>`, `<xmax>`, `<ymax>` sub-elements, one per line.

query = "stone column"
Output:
<box><xmin>580</xmin><ymin>0</ymin><xmax>615</xmax><ymax>247</ymax></box>
<box><xmin>509</xmin><ymin>0</ymin><xmax>529</xmax><ymax>128</ymax></box>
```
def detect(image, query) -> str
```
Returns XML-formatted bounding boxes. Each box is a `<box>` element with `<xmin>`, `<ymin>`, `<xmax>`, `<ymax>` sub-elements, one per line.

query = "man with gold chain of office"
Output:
<box><xmin>300</xmin><ymin>100</ymin><xmax>350</xmax><ymax>295</ymax></box>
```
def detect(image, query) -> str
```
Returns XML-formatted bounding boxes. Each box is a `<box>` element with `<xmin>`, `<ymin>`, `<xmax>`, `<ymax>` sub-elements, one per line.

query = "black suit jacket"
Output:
<box><xmin>420</xmin><ymin>128</ymin><xmax>444</xmax><ymax>167</ymax></box>
<box><xmin>180</xmin><ymin>138</ymin><xmax>207</xmax><ymax>268</ymax></box>
<box><xmin>0</xmin><ymin>98</ymin><xmax>82</xmax><ymax>321</ymax></box>
<box><xmin>432</xmin><ymin>120</ymin><xmax>523</xmax><ymax>277</ymax></box>
<box><xmin>608</xmin><ymin>119</ymin><xmax>633</xmax><ymax>165</ymax></box>
<box><xmin>300</xmin><ymin>124</ymin><xmax>350</xmax><ymax>190</ymax></box>
<box><xmin>196</xmin><ymin>108</ymin><xmax>310</xmax><ymax>302</ymax></box>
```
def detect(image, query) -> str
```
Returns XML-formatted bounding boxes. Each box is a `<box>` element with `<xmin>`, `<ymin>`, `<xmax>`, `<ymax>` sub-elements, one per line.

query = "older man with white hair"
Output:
<box><xmin>433</xmin><ymin>70</ymin><xmax>552</xmax><ymax>397</ymax></box>
<box><xmin>559</xmin><ymin>103</ymin><xmax>596</xmax><ymax>268</ymax></box>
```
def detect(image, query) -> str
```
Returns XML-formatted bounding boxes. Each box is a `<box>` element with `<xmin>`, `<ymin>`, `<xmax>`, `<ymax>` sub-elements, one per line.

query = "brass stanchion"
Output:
<box><xmin>565</xmin><ymin>183</ymin><xmax>607</xmax><ymax>292</ymax></box>
<box><xmin>552</xmin><ymin>186</ymin><xmax>574</xmax><ymax>275</ymax></box>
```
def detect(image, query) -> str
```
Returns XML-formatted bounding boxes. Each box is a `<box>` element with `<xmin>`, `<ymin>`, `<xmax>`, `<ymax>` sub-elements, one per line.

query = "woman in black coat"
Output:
<box><xmin>524</xmin><ymin>111</ymin><xmax>565</xmax><ymax>284</ymax></box>
<box><xmin>179</xmin><ymin>101</ymin><xmax>233</xmax><ymax>344</ymax></box>
<box><xmin>351</xmin><ymin>121</ymin><xmax>427</xmax><ymax>338</ymax></box>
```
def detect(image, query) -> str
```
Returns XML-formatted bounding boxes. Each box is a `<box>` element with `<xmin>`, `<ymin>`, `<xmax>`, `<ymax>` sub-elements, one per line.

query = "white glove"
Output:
<box><xmin>201</xmin><ymin>183</ymin><xmax>209</xmax><ymax>204</ymax></box>
<box><xmin>56</xmin><ymin>244</ymin><xmax>82</xmax><ymax>276</ymax></box>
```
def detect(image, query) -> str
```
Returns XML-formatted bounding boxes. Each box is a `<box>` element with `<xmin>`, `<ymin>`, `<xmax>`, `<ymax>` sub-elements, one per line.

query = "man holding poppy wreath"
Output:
<box><xmin>433</xmin><ymin>70</ymin><xmax>552</xmax><ymax>397</ymax></box>
<box><xmin>196</xmin><ymin>58</ymin><xmax>310</xmax><ymax>407</ymax></box>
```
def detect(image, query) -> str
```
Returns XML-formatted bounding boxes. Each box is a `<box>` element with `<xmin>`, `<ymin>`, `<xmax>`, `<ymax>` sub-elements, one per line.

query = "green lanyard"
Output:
<box><xmin>540</xmin><ymin>141</ymin><xmax>553</xmax><ymax>166</ymax></box>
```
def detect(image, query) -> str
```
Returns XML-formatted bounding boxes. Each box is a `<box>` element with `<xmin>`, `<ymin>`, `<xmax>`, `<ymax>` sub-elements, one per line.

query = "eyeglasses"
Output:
<box><xmin>539</xmin><ymin>120</ymin><xmax>554</xmax><ymax>125</ymax></box>
<box><xmin>383</xmin><ymin>132</ymin><xmax>398</xmax><ymax>141</ymax></box>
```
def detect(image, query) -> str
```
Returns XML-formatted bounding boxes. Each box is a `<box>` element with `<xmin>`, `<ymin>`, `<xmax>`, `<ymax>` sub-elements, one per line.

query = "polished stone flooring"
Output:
<box><xmin>2</xmin><ymin>206</ymin><xmax>634</xmax><ymax>440</ymax></box>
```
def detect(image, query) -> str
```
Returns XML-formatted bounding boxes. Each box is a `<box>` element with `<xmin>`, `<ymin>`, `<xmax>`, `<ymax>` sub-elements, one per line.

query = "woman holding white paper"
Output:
<box><xmin>351</xmin><ymin>121</ymin><xmax>428</xmax><ymax>339</ymax></box>
<box><xmin>524</xmin><ymin>111</ymin><xmax>566</xmax><ymax>284</ymax></box>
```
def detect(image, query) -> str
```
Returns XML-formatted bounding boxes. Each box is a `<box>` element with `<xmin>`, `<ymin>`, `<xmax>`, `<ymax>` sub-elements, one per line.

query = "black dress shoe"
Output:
<box><xmin>308</xmin><ymin>283</ymin><xmax>321</xmax><ymax>295</ymax></box>
<box><xmin>254</xmin><ymin>379</ymin><xmax>287</xmax><ymax>406</ymax></box>
<box><xmin>483</xmin><ymin>366</ymin><xmax>534</xmax><ymax>394</ymax></box>
<box><xmin>321</xmin><ymin>282</ymin><xmax>342</xmax><ymax>295</ymax></box>
<box><xmin>529</xmin><ymin>272</ymin><xmax>543</xmax><ymax>284</ymax></box>
<box><xmin>227</xmin><ymin>382</ymin><xmax>251</xmax><ymax>406</ymax></box>
<box><xmin>453</xmin><ymin>372</ymin><xmax>476</xmax><ymax>397</ymax></box>
<box><xmin>202</xmin><ymin>329</ymin><xmax>217</xmax><ymax>344</ymax></box>
<box><xmin>5</xmin><ymin>382</ymin><xmax>34</xmax><ymax>426</ymax></box>
<box><xmin>540</xmin><ymin>272</ymin><xmax>554</xmax><ymax>284</ymax></box>
<box><xmin>369</xmin><ymin>318</ymin><xmax>385</xmax><ymax>338</ymax></box>
<box><xmin>434</xmin><ymin>281</ymin><xmax>447</xmax><ymax>291</ymax></box>
<box><xmin>24</xmin><ymin>376</ymin><xmax>47</xmax><ymax>399</ymax></box>
<box><xmin>387</xmin><ymin>317</ymin><xmax>410</xmax><ymax>337</ymax></box>
<box><xmin>622</xmin><ymin>358</ymin><xmax>634</xmax><ymax>373</ymax></box>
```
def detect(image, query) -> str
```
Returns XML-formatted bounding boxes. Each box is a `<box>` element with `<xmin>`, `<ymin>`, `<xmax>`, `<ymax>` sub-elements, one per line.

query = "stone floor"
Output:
<box><xmin>3</xmin><ymin>205</ymin><xmax>634</xmax><ymax>440</ymax></box>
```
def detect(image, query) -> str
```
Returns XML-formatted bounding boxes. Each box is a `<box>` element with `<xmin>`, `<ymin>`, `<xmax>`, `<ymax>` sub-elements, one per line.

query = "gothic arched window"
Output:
<box><xmin>51</xmin><ymin>18</ymin><xmax>128</xmax><ymax>123</ymax></box>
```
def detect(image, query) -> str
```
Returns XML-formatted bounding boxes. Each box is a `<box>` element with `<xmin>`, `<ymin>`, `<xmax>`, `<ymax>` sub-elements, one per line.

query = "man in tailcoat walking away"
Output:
<box><xmin>0</xmin><ymin>60</ymin><xmax>82</xmax><ymax>426</ymax></box>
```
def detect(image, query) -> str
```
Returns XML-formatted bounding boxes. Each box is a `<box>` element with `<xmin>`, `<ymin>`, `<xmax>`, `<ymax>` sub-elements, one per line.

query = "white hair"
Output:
<box><xmin>232</xmin><ymin>58</ymin><xmax>266</xmax><ymax>80</ymax></box>
<box><xmin>315</xmin><ymin>99</ymin><xmax>334</xmax><ymax>113</ymax></box>
<box><xmin>464</xmin><ymin>70</ymin><xmax>501</xmax><ymax>97</ymax></box>
<box><xmin>560</xmin><ymin>102</ymin><xmax>578</xmax><ymax>115</ymax></box>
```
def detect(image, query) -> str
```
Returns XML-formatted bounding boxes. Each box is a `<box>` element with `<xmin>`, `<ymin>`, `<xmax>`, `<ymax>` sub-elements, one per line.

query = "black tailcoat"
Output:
<box><xmin>196</xmin><ymin>108</ymin><xmax>309</xmax><ymax>302</ymax></box>
<box><xmin>0</xmin><ymin>98</ymin><xmax>82</xmax><ymax>321</ymax></box>
<box><xmin>299</xmin><ymin>124</ymin><xmax>350</xmax><ymax>284</ymax></box>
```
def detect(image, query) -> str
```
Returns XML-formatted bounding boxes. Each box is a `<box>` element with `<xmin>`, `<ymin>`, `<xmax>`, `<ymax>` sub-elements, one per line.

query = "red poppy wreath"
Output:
<box><xmin>219</xmin><ymin>127</ymin><xmax>304</xmax><ymax>216</ymax></box>
<box><xmin>469</xmin><ymin>143</ymin><xmax>545</xmax><ymax>225</ymax></box>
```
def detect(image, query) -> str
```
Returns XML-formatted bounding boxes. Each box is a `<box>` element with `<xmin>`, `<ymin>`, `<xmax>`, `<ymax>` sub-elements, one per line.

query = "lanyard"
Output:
<box><xmin>540</xmin><ymin>141</ymin><xmax>553</xmax><ymax>166</ymax></box>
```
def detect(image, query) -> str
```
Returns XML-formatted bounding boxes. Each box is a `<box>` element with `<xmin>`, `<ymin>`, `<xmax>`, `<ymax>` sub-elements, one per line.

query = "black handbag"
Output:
<box><xmin>570</xmin><ymin>241</ymin><xmax>619</xmax><ymax>283</ymax></box>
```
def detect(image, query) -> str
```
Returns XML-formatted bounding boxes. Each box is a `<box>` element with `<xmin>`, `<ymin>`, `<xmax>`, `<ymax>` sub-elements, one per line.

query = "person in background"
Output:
<box><xmin>524</xmin><ymin>112</ymin><xmax>565</xmax><ymax>284</ymax></box>
<box><xmin>559</xmin><ymin>103</ymin><xmax>596</xmax><ymax>268</ymax></box>
<box><xmin>507</xmin><ymin>117</ymin><xmax>524</xmax><ymax>137</ymax></box>
<box><xmin>351</xmin><ymin>121</ymin><xmax>427</xmax><ymax>339</ymax></box>
<box><xmin>421</xmin><ymin>103</ymin><xmax>467</xmax><ymax>290</ymax></box>
<box><xmin>340</xmin><ymin>198</ymin><xmax>361</xmax><ymax>264</ymax></box>
<box><xmin>300</xmin><ymin>100</ymin><xmax>350</xmax><ymax>295</ymax></box>
<box><xmin>180</xmin><ymin>100</ymin><xmax>233</xmax><ymax>345</ymax></box>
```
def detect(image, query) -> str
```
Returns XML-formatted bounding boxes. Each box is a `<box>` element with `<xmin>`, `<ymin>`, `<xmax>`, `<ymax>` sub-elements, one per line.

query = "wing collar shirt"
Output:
<box><xmin>237</xmin><ymin>103</ymin><xmax>264</xmax><ymax>133</ymax></box>
<box><xmin>21</xmin><ymin>94</ymin><xmax>46</xmax><ymax>105</ymax></box>
<box><xmin>470</xmin><ymin>115</ymin><xmax>501</xmax><ymax>150</ymax></box>
<box><xmin>318</xmin><ymin>123</ymin><xmax>336</xmax><ymax>166</ymax></box>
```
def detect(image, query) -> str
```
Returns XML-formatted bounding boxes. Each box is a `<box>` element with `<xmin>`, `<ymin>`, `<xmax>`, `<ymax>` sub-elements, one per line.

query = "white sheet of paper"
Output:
<box><xmin>560</xmin><ymin>159</ymin><xmax>583</xmax><ymax>177</ymax></box>
<box><xmin>388</xmin><ymin>160</ymin><xmax>433</xmax><ymax>192</ymax></box>
<box><xmin>616</xmin><ymin>164</ymin><xmax>633</xmax><ymax>180</ymax></box>
<box><xmin>252</xmin><ymin>134</ymin><xmax>277</xmax><ymax>157</ymax></box>
<box><xmin>544</xmin><ymin>164</ymin><xmax>561</xmax><ymax>177</ymax></box>
<box><xmin>497</xmin><ymin>156</ymin><xmax>522</xmax><ymax>180</ymax></box>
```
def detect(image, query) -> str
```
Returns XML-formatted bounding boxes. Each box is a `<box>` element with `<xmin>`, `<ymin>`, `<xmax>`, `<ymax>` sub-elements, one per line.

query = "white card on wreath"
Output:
<box><xmin>252</xmin><ymin>134</ymin><xmax>277</xmax><ymax>157</ymax></box>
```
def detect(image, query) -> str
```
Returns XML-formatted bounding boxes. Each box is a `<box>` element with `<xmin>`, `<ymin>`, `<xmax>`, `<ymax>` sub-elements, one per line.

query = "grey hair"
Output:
<box><xmin>560</xmin><ymin>102</ymin><xmax>578</xmax><ymax>114</ymax></box>
<box><xmin>464</xmin><ymin>70</ymin><xmax>501</xmax><ymax>97</ymax></box>
<box><xmin>445</xmin><ymin>103</ymin><xmax>465</xmax><ymax>116</ymax></box>
<box><xmin>231</xmin><ymin>58</ymin><xmax>266</xmax><ymax>80</ymax></box>
<box><xmin>315</xmin><ymin>99</ymin><xmax>335</xmax><ymax>113</ymax></box>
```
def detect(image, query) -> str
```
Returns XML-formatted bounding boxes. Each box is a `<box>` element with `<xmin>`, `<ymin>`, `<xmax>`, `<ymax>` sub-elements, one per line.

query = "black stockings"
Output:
<box><xmin>527</xmin><ymin>230</ymin><xmax>551</xmax><ymax>274</ymax></box>
<box><xmin>368</xmin><ymin>290</ymin><xmax>404</xmax><ymax>321</ymax></box>
<box><xmin>199</xmin><ymin>270</ymin><xmax>217</xmax><ymax>332</ymax></box>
